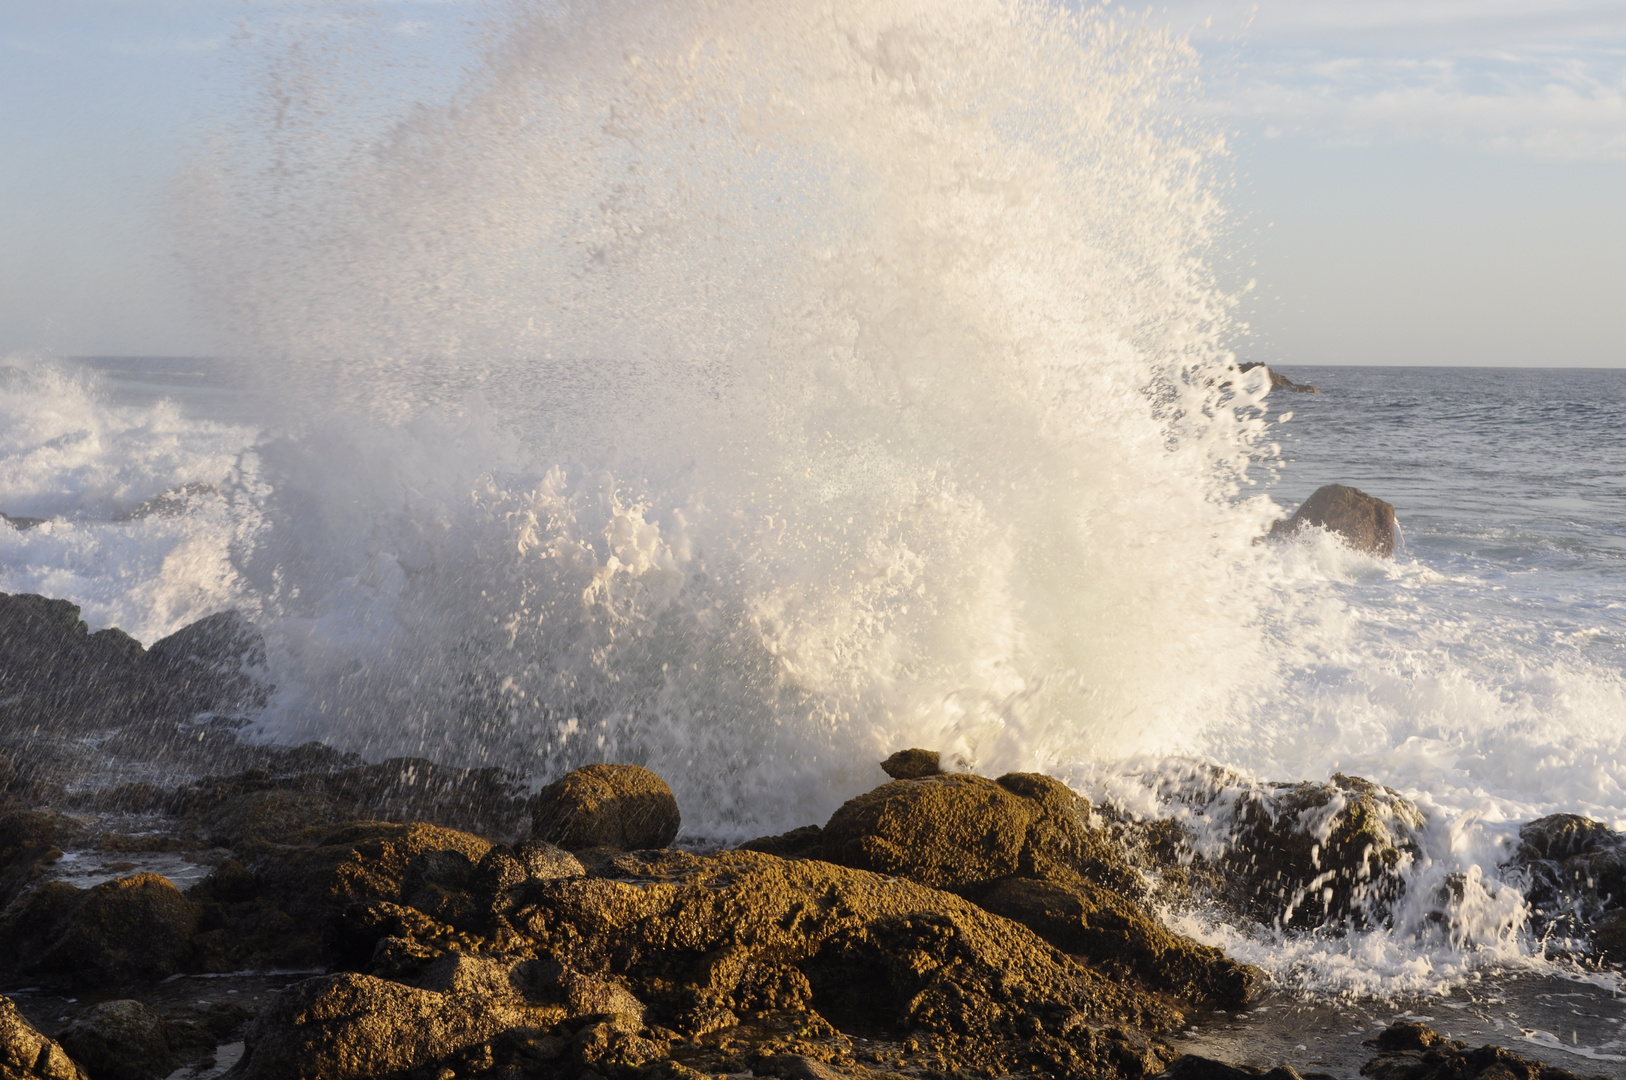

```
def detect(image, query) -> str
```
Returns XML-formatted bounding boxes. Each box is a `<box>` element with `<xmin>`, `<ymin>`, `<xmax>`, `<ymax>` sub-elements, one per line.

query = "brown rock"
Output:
<box><xmin>1269</xmin><ymin>484</ymin><xmax>1396</xmax><ymax>557</ymax></box>
<box><xmin>820</xmin><ymin>772</ymin><xmax>1253</xmax><ymax>1009</ymax></box>
<box><xmin>514</xmin><ymin>847</ymin><xmax>1182</xmax><ymax>1075</ymax></box>
<box><xmin>0</xmin><ymin>994</ymin><xmax>88</xmax><ymax>1080</ymax></box>
<box><xmin>530</xmin><ymin>764</ymin><xmax>680</xmax><ymax>852</ymax></box>
<box><xmin>978</xmin><ymin>877</ymin><xmax>1256</xmax><ymax>1008</ymax></box>
<box><xmin>820</xmin><ymin>772</ymin><xmax>1134</xmax><ymax>895</ymax></box>
<box><xmin>232</xmin><ymin>970</ymin><xmax>549</xmax><ymax>1080</ymax></box>
<box><xmin>879</xmin><ymin>749</ymin><xmax>942</xmax><ymax>780</ymax></box>
<box><xmin>53</xmin><ymin>1000</ymin><xmax>174</xmax><ymax>1080</ymax></box>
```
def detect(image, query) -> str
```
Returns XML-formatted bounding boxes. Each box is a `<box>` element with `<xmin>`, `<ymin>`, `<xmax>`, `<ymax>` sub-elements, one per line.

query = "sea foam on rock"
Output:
<box><xmin>1508</xmin><ymin>813</ymin><xmax>1626</xmax><ymax>961</ymax></box>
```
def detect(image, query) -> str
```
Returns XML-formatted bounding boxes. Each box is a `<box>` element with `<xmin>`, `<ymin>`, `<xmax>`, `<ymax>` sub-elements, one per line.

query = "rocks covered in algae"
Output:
<box><xmin>816</xmin><ymin>770</ymin><xmax>1257</xmax><ymax>1009</ymax></box>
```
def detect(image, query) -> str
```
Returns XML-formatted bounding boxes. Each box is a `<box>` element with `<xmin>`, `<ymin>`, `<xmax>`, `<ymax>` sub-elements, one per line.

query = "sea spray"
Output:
<box><xmin>174</xmin><ymin>0</ymin><xmax>1279</xmax><ymax>832</ymax></box>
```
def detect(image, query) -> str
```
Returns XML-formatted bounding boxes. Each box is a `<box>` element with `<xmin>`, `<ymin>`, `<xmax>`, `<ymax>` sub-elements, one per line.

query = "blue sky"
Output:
<box><xmin>2</xmin><ymin>1</ymin><xmax>1623</xmax><ymax>365</ymax></box>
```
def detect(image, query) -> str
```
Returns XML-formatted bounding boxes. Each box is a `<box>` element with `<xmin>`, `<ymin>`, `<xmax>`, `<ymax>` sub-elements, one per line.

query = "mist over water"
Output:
<box><xmin>8</xmin><ymin>0</ymin><xmax>1626</xmax><ymax>1008</ymax></box>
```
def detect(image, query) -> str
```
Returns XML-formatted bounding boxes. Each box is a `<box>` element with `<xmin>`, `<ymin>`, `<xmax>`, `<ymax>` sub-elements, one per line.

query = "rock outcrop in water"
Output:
<box><xmin>1268</xmin><ymin>484</ymin><xmax>1397</xmax><ymax>557</ymax></box>
<box><xmin>1360</xmin><ymin>1021</ymin><xmax>1608</xmax><ymax>1080</ymax></box>
<box><xmin>1507</xmin><ymin>813</ymin><xmax>1626</xmax><ymax>961</ymax></box>
<box><xmin>1236</xmin><ymin>362</ymin><xmax>1320</xmax><ymax>395</ymax></box>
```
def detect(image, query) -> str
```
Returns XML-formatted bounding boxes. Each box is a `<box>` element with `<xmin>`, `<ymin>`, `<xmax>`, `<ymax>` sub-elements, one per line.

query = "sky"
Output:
<box><xmin>1</xmin><ymin>1</ymin><xmax>1623</xmax><ymax>366</ymax></box>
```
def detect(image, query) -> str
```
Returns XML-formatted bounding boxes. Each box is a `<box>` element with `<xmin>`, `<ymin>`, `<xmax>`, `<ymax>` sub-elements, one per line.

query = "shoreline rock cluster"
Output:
<box><xmin>1</xmin><ymin>592</ymin><xmax>1619</xmax><ymax>1080</ymax></box>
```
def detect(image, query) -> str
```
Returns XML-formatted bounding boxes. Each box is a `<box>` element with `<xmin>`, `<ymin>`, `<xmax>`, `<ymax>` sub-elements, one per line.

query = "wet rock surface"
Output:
<box><xmin>2</xmin><ymin>593</ymin><xmax>1620</xmax><ymax>1080</ymax></box>
<box><xmin>1268</xmin><ymin>485</ymin><xmax>1397</xmax><ymax>557</ymax></box>
<box><xmin>1507</xmin><ymin>813</ymin><xmax>1626</xmax><ymax>961</ymax></box>
<box><xmin>1359</xmin><ymin>1022</ymin><xmax>1607</xmax><ymax>1080</ymax></box>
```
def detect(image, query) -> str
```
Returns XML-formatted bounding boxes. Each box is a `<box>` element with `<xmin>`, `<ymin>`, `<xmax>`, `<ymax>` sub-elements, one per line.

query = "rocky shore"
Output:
<box><xmin>1</xmin><ymin>593</ymin><xmax>1619</xmax><ymax>1080</ymax></box>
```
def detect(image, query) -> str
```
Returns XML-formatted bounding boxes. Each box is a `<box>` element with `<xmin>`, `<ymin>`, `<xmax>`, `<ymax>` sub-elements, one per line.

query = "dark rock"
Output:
<box><xmin>530</xmin><ymin>763</ymin><xmax>680</xmax><ymax>852</ymax></box>
<box><xmin>53</xmin><ymin>1000</ymin><xmax>175</xmax><ymax>1080</ymax></box>
<box><xmin>26</xmin><ymin>873</ymin><xmax>200</xmax><ymax>984</ymax></box>
<box><xmin>738</xmin><ymin>824</ymin><xmax>824</xmax><ymax>859</ymax></box>
<box><xmin>1224</xmin><ymin>773</ymin><xmax>1422</xmax><ymax>929</ymax></box>
<box><xmin>0</xmin><ymin>512</ymin><xmax>47</xmax><ymax>531</ymax></box>
<box><xmin>1156</xmin><ymin>1055</ymin><xmax>1306</xmax><ymax>1079</ymax></box>
<box><xmin>1507</xmin><ymin>813</ymin><xmax>1626</xmax><ymax>957</ymax></box>
<box><xmin>0</xmin><ymin>594</ymin><xmax>147</xmax><ymax>733</ymax></box>
<box><xmin>186</xmin><ymin>788</ymin><xmax>353</xmax><ymax>848</ymax></box>
<box><xmin>0</xmin><ymin>810</ymin><xmax>83</xmax><ymax>909</ymax></box>
<box><xmin>1269</xmin><ymin>485</ymin><xmax>1396</xmax><ymax>557</ymax></box>
<box><xmin>143</xmin><ymin>609</ymin><xmax>269</xmax><ymax>720</ymax></box>
<box><xmin>0</xmin><ymin>994</ymin><xmax>87</xmax><ymax>1080</ymax></box>
<box><xmin>879</xmin><ymin>749</ymin><xmax>942</xmax><ymax>780</ymax></box>
<box><xmin>1237</xmin><ymin>362</ymin><xmax>1319</xmax><ymax>395</ymax></box>
<box><xmin>1361</xmin><ymin>1021</ymin><xmax>1605</xmax><ymax>1080</ymax></box>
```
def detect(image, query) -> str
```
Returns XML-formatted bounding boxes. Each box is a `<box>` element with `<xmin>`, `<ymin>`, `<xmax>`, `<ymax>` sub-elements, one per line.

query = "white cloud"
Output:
<box><xmin>1163</xmin><ymin>0</ymin><xmax>1626</xmax><ymax>159</ymax></box>
<box><xmin>394</xmin><ymin>20</ymin><xmax>431</xmax><ymax>37</ymax></box>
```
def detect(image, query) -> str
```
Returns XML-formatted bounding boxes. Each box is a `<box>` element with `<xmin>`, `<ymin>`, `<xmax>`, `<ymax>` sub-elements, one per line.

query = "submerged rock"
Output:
<box><xmin>53</xmin><ymin>1000</ymin><xmax>175</xmax><ymax>1080</ymax></box>
<box><xmin>1227</xmin><ymin>773</ymin><xmax>1423</xmax><ymax>929</ymax></box>
<box><xmin>530</xmin><ymin>763</ymin><xmax>681</xmax><ymax>852</ymax></box>
<box><xmin>0</xmin><ymin>512</ymin><xmax>48</xmax><ymax>531</ymax></box>
<box><xmin>0</xmin><ymin>994</ymin><xmax>87</xmax><ymax>1080</ymax></box>
<box><xmin>113</xmin><ymin>482</ymin><xmax>217</xmax><ymax>523</ymax></box>
<box><xmin>1268</xmin><ymin>484</ymin><xmax>1396</xmax><ymax>557</ymax></box>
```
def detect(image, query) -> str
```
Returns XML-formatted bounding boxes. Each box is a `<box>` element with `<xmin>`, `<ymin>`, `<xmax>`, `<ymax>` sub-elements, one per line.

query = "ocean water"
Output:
<box><xmin>4</xmin><ymin>0</ymin><xmax>1626</xmax><ymax>1048</ymax></box>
